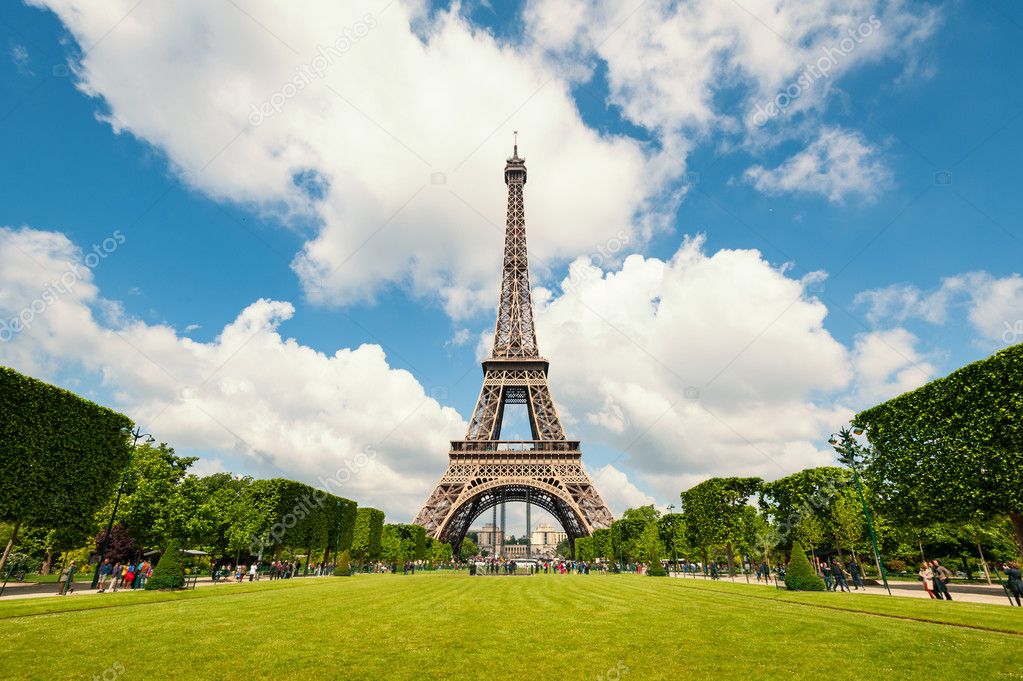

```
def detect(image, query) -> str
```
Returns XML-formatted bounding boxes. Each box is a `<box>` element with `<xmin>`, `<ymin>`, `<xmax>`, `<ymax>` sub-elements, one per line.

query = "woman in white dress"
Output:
<box><xmin>918</xmin><ymin>562</ymin><xmax>935</xmax><ymax>599</ymax></box>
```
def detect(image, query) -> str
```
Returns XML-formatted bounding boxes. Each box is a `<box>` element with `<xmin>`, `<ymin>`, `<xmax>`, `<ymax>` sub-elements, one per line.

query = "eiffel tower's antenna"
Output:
<box><xmin>513</xmin><ymin>130</ymin><xmax>518</xmax><ymax>157</ymax></box>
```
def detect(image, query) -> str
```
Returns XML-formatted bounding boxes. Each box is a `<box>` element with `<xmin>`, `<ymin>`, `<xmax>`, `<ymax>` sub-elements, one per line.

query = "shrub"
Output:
<box><xmin>147</xmin><ymin>539</ymin><xmax>185</xmax><ymax>590</ymax></box>
<box><xmin>647</xmin><ymin>561</ymin><xmax>668</xmax><ymax>577</ymax></box>
<box><xmin>886</xmin><ymin>559</ymin><xmax>907</xmax><ymax>573</ymax></box>
<box><xmin>334</xmin><ymin>550</ymin><xmax>351</xmax><ymax>576</ymax></box>
<box><xmin>784</xmin><ymin>542</ymin><xmax>825</xmax><ymax>591</ymax></box>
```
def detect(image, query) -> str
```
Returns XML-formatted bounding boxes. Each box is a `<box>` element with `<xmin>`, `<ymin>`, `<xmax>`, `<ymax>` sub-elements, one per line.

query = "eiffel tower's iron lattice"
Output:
<box><xmin>415</xmin><ymin>142</ymin><xmax>614</xmax><ymax>554</ymax></box>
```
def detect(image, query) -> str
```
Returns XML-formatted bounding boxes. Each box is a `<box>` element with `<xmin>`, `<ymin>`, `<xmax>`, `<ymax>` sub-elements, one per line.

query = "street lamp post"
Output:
<box><xmin>91</xmin><ymin>427</ymin><xmax>153</xmax><ymax>589</ymax></box>
<box><xmin>828</xmin><ymin>427</ymin><xmax>891</xmax><ymax>596</ymax></box>
<box><xmin>667</xmin><ymin>504</ymin><xmax>679</xmax><ymax>577</ymax></box>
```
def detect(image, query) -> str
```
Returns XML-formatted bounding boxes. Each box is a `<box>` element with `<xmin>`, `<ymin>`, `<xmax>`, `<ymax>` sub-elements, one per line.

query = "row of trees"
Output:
<box><xmin>0</xmin><ymin>366</ymin><xmax>417</xmax><ymax>576</ymax></box>
<box><xmin>3</xmin><ymin>440</ymin><xmax>377</xmax><ymax>573</ymax></box>
<box><xmin>573</xmin><ymin>465</ymin><xmax>1017</xmax><ymax>579</ymax></box>
<box><xmin>574</xmin><ymin>344</ymin><xmax>1022</xmax><ymax>576</ymax></box>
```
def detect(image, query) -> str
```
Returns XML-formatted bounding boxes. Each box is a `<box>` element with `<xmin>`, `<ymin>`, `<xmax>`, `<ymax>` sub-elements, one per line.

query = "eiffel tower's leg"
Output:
<box><xmin>526</xmin><ymin>378</ymin><xmax>566</xmax><ymax>441</ymax></box>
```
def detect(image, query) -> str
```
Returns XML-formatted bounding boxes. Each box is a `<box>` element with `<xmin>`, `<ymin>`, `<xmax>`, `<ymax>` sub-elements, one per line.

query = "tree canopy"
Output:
<box><xmin>0</xmin><ymin>366</ymin><xmax>132</xmax><ymax>572</ymax></box>
<box><xmin>855</xmin><ymin>343</ymin><xmax>1023</xmax><ymax>551</ymax></box>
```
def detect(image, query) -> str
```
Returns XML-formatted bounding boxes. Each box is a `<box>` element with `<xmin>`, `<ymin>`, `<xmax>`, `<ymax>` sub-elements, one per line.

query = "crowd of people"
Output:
<box><xmin>94</xmin><ymin>557</ymin><xmax>153</xmax><ymax>593</ymax></box>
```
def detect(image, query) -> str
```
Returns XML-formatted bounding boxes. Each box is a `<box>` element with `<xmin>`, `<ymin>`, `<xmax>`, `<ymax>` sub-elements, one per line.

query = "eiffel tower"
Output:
<box><xmin>414</xmin><ymin>138</ymin><xmax>614</xmax><ymax>556</ymax></box>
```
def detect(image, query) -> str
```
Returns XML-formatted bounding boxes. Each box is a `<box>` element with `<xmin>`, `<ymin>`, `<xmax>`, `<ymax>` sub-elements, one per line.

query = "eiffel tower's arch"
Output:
<box><xmin>435</xmin><ymin>480</ymin><xmax>588</xmax><ymax>557</ymax></box>
<box><xmin>415</xmin><ymin>140</ymin><xmax>614</xmax><ymax>552</ymax></box>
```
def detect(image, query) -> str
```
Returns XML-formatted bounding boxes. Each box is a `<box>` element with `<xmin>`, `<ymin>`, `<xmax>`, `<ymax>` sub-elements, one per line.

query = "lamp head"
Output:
<box><xmin>852</xmin><ymin>427</ymin><xmax>864</xmax><ymax>436</ymax></box>
<box><xmin>827</xmin><ymin>437</ymin><xmax>838</xmax><ymax>446</ymax></box>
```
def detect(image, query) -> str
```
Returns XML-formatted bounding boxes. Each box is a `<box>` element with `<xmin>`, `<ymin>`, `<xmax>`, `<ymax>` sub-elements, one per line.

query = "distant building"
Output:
<box><xmin>475</xmin><ymin>523</ymin><xmax>500</xmax><ymax>553</ymax></box>
<box><xmin>529</xmin><ymin>522</ymin><xmax>567</xmax><ymax>556</ymax></box>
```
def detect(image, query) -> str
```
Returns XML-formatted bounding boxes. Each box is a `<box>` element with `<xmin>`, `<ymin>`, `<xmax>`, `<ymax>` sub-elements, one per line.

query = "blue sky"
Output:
<box><xmin>1</xmin><ymin>0</ymin><xmax>1021</xmax><ymax>527</ymax></box>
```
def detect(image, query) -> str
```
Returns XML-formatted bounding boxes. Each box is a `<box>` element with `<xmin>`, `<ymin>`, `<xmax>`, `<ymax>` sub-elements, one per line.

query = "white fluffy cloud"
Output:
<box><xmin>532</xmin><ymin>235</ymin><xmax>856</xmax><ymax>499</ymax></box>
<box><xmin>31</xmin><ymin>0</ymin><xmax>680</xmax><ymax>318</ymax></box>
<box><xmin>524</xmin><ymin>0</ymin><xmax>939</xmax><ymax>137</ymax></box>
<box><xmin>28</xmin><ymin>0</ymin><xmax>939</xmax><ymax>318</ymax></box>
<box><xmin>0</xmin><ymin>226</ymin><xmax>465</xmax><ymax>520</ymax></box>
<box><xmin>850</xmin><ymin>328</ymin><xmax>934</xmax><ymax>404</ymax></box>
<box><xmin>856</xmin><ymin>271</ymin><xmax>1023</xmax><ymax>345</ymax></box>
<box><xmin>592</xmin><ymin>464</ymin><xmax>656</xmax><ymax>514</ymax></box>
<box><xmin>744</xmin><ymin>128</ymin><xmax>893</xmax><ymax>202</ymax></box>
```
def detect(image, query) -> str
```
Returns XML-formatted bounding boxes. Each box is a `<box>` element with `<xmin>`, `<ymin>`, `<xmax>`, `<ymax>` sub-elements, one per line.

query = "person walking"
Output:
<box><xmin>97</xmin><ymin>559</ymin><xmax>113</xmax><ymax>593</ymax></box>
<box><xmin>820</xmin><ymin>559</ymin><xmax>834</xmax><ymax>591</ymax></box>
<box><xmin>918</xmin><ymin>562</ymin><xmax>935</xmax><ymax>598</ymax></box>
<box><xmin>137</xmin><ymin>559</ymin><xmax>151</xmax><ymax>590</ymax></box>
<box><xmin>1003</xmin><ymin>561</ymin><xmax>1022</xmax><ymax>607</ymax></box>
<box><xmin>831</xmin><ymin>559</ymin><xmax>849</xmax><ymax>593</ymax></box>
<box><xmin>58</xmin><ymin>560</ymin><xmax>77</xmax><ymax>596</ymax></box>
<box><xmin>849</xmin><ymin>560</ymin><xmax>864</xmax><ymax>590</ymax></box>
<box><xmin>931</xmin><ymin>560</ymin><xmax>953</xmax><ymax>600</ymax></box>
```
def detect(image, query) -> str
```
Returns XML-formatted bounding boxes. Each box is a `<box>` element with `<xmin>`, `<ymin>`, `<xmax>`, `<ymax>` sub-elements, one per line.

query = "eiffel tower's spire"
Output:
<box><xmin>492</xmin><ymin>134</ymin><xmax>538</xmax><ymax>359</ymax></box>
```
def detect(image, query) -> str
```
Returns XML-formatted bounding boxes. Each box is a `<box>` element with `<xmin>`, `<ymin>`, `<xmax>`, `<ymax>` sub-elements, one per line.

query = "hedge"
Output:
<box><xmin>0</xmin><ymin>367</ymin><xmax>133</xmax><ymax>571</ymax></box>
<box><xmin>351</xmin><ymin>508</ymin><xmax>384</xmax><ymax>562</ymax></box>
<box><xmin>247</xmin><ymin>478</ymin><xmax>357</xmax><ymax>559</ymax></box>
<box><xmin>854</xmin><ymin>343</ymin><xmax>1023</xmax><ymax>551</ymax></box>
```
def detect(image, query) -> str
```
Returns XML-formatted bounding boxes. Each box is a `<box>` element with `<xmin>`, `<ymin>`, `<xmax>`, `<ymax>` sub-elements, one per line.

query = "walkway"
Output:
<box><xmin>667</xmin><ymin>571</ymin><xmax>1020</xmax><ymax>606</ymax></box>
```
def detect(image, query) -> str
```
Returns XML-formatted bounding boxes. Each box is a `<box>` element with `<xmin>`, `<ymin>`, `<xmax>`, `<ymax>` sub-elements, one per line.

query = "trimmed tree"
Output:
<box><xmin>784</xmin><ymin>542</ymin><xmax>824</xmax><ymax>591</ymax></box>
<box><xmin>333</xmin><ymin>550</ymin><xmax>351</xmax><ymax>576</ymax></box>
<box><xmin>855</xmin><ymin>343</ymin><xmax>1023</xmax><ymax>553</ymax></box>
<box><xmin>351</xmin><ymin>508</ymin><xmax>384</xmax><ymax>565</ymax></box>
<box><xmin>641</xmin><ymin>524</ymin><xmax>667</xmax><ymax>576</ymax></box>
<box><xmin>681</xmin><ymin>477</ymin><xmax>762</xmax><ymax>576</ymax></box>
<box><xmin>147</xmin><ymin>539</ymin><xmax>185</xmax><ymax>590</ymax></box>
<box><xmin>0</xmin><ymin>367</ymin><xmax>132</xmax><ymax>573</ymax></box>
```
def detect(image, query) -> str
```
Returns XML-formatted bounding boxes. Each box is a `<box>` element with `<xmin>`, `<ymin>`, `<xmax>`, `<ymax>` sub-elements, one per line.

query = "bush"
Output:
<box><xmin>334</xmin><ymin>550</ymin><xmax>351</xmax><ymax>576</ymax></box>
<box><xmin>647</xmin><ymin>561</ymin><xmax>668</xmax><ymax>577</ymax></box>
<box><xmin>886</xmin><ymin>559</ymin><xmax>907</xmax><ymax>573</ymax></box>
<box><xmin>147</xmin><ymin>539</ymin><xmax>185</xmax><ymax>590</ymax></box>
<box><xmin>784</xmin><ymin>542</ymin><xmax>825</xmax><ymax>591</ymax></box>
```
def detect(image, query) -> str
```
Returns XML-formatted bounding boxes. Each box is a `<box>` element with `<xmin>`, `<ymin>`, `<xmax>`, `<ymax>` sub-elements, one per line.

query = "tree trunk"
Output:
<box><xmin>41</xmin><ymin>549</ymin><xmax>54</xmax><ymax>576</ymax></box>
<box><xmin>1010</xmin><ymin>511</ymin><xmax>1023</xmax><ymax>557</ymax></box>
<box><xmin>918</xmin><ymin>540</ymin><xmax>926</xmax><ymax>563</ymax></box>
<box><xmin>0</xmin><ymin>520</ymin><xmax>20</xmax><ymax>575</ymax></box>
<box><xmin>725</xmin><ymin>542</ymin><xmax>735</xmax><ymax>578</ymax></box>
<box><xmin>977</xmin><ymin>541</ymin><xmax>992</xmax><ymax>585</ymax></box>
<box><xmin>959</xmin><ymin>555</ymin><xmax>972</xmax><ymax>580</ymax></box>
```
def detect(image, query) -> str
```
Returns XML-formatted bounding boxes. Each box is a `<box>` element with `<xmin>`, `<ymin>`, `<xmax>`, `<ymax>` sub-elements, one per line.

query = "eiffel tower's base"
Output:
<box><xmin>414</xmin><ymin>440</ymin><xmax>614</xmax><ymax>554</ymax></box>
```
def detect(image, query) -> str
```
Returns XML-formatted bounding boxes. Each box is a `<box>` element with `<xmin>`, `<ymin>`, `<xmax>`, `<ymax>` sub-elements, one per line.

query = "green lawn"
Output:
<box><xmin>1</xmin><ymin>573</ymin><xmax>1021</xmax><ymax>680</ymax></box>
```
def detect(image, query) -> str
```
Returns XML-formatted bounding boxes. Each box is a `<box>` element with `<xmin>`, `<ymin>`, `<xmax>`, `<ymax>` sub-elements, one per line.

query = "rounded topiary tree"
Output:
<box><xmin>147</xmin><ymin>539</ymin><xmax>184</xmax><ymax>590</ymax></box>
<box><xmin>784</xmin><ymin>542</ymin><xmax>824</xmax><ymax>591</ymax></box>
<box><xmin>334</xmin><ymin>550</ymin><xmax>351</xmax><ymax>576</ymax></box>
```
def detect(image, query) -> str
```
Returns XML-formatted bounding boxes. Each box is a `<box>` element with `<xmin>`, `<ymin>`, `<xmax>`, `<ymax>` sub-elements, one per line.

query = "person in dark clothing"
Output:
<box><xmin>820</xmin><ymin>560</ymin><xmax>833</xmax><ymax>591</ymax></box>
<box><xmin>849</xmin><ymin>561</ymin><xmax>864</xmax><ymax>590</ymax></box>
<box><xmin>931</xmin><ymin>560</ymin><xmax>953</xmax><ymax>600</ymax></box>
<box><xmin>1003</xmin><ymin>561</ymin><xmax>1022</xmax><ymax>607</ymax></box>
<box><xmin>831</xmin><ymin>560</ymin><xmax>849</xmax><ymax>592</ymax></box>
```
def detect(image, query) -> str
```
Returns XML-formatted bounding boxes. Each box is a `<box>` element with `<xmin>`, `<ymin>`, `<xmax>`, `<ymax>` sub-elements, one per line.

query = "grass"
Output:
<box><xmin>1</xmin><ymin>573</ymin><xmax>1021</xmax><ymax>680</ymax></box>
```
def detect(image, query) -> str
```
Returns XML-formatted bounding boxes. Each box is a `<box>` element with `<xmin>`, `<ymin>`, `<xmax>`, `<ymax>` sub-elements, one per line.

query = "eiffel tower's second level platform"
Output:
<box><xmin>448</xmin><ymin>439</ymin><xmax>582</xmax><ymax>460</ymax></box>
